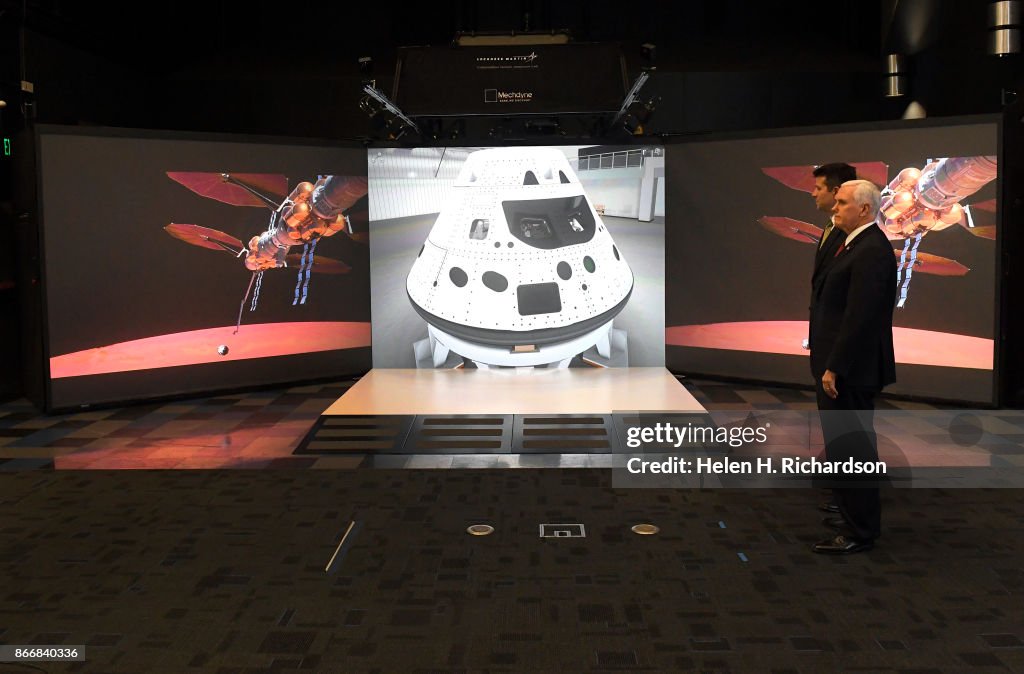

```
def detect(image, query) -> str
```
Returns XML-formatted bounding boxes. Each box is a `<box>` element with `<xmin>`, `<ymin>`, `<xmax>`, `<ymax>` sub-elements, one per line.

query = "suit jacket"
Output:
<box><xmin>811</xmin><ymin>222</ymin><xmax>844</xmax><ymax>297</ymax></box>
<box><xmin>808</xmin><ymin>222</ymin><xmax>844</xmax><ymax>377</ymax></box>
<box><xmin>809</xmin><ymin>222</ymin><xmax>897</xmax><ymax>391</ymax></box>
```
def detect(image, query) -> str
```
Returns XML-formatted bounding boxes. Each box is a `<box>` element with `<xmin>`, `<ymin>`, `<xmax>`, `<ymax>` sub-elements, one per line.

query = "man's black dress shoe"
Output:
<box><xmin>818</xmin><ymin>502</ymin><xmax>840</xmax><ymax>514</ymax></box>
<box><xmin>812</xmin><ymin>534</ymin><xmax>873</xmax><ymax>555</ymax></box>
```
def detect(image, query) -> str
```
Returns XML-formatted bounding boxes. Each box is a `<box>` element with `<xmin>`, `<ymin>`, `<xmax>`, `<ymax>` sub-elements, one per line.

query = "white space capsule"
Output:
<box><xmin>407</xmin><ymin>147</ymin><xmax>634</xmax><ymax>367</ymax></box>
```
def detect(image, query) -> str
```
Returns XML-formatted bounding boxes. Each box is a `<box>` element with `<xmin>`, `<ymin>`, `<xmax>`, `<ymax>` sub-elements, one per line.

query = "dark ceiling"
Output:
<box><xmin>5</xmin><ymin>1</ymin><xmax>883</xmax><ymax>74</ymax></box>
<box><xmin>0</xmin><ymin>1</ymin><xmax>1019</xmax><ymax>139</ymax></box>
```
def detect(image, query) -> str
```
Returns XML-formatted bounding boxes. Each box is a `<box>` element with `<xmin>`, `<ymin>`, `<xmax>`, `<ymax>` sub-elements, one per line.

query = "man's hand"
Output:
<box><xmin>822</xmin><ymin>370</ymin><xmax>838</xmax><ymax>399</ymax></box>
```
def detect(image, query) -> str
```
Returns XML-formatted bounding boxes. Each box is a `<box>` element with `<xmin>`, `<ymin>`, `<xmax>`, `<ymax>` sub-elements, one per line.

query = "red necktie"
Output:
<box><xmin>834</xmin><ymin>242</ymin><xmax>845</xmax><ymax>257</ymax></box>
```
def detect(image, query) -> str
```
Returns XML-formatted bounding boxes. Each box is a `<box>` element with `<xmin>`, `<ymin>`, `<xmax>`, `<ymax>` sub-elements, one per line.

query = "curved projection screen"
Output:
<box><xmin>39</xmin><ymin>129</ymin><xmax>371</xmax><ymax>409</ymax></box>
<box><xmin>368</xmin><ymin>145</ymin><xmax>665</xmax><ymax>369</ymax></box>
<box><xmin>665</xmin><ymin>120</ymin><xmax>998</xmax><ymax>403</ymax></box>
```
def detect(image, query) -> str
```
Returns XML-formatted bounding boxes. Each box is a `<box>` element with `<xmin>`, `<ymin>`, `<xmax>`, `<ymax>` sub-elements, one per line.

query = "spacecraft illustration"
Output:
<box><xmin>164</xmin><ymin>172</ymin><xmax>368</xmax><ymax>331</ymax></box>
<box><xmin>406</xmin><ymin>148</ymin><xmax>634</xmax><ymax>369</ymax></box>
<box><xmin>759</xmin><ymin>156</ymin><xmax>997</xmax><ymax>307</ymax></box>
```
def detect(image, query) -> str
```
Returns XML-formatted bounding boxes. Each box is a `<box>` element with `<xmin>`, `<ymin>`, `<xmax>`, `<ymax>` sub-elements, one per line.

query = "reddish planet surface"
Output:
<box><xmin>50</xmin><ymin>321</ymin><xmax>371</xmax><ymax>378</ymax></box>
<box><xmin>666</xmin><ymin>321</ymin><xmax>992</xmax><ymax>370</ymax></box>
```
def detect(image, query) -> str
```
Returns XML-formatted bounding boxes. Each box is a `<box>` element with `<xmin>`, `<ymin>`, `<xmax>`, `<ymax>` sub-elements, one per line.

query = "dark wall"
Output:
<box><xmin>1000</xmin><ymin>95</ymin><xmax>1024</xmax><ymax>406</ymax></box>
<box><xmin>0</xmin><ymin>154</ymin><xmax>17</xmax><ymax>402</ymax></box>
<box><xmin>4</xmin><ymin>3</ymin><xmax>1018</xmax><ymax>140</ymax></box>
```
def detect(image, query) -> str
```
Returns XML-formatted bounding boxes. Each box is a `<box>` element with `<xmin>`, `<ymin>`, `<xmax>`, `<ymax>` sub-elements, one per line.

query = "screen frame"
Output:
<box><xmin>32</xmin><ymin>124</ymin><xmax>371</xmax><ymax>412</ymax></box>
<box><xmin>660</xmin><ymin>113</ymin><xmax>1003</xmax><ymax>406</ymax></box>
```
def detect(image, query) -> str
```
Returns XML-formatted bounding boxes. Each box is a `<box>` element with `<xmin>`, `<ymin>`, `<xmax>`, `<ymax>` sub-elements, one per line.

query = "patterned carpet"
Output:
<box><xmin>1</xmin><ymin>378</ymin><xmax>1023</xmax><ymax>672</ymax></box>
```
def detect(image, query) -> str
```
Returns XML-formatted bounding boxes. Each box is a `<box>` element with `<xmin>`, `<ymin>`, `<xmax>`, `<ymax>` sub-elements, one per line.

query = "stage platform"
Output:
<box><xmin>296</xmin><ymin>367</ymin><xmax>705</xmax><ymax>456</ymax></box>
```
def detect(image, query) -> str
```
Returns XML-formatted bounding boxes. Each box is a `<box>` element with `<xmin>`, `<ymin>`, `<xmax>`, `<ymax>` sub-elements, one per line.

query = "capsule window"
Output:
<box><xmin>449</xmin><ymin>267</ymin><xmax>468</xmax><ymax>287</ymax></box>
<box><xmin>469</xmin><ymin>219</ymin><xmax>490</xmax><ymax>240</ymax></box>
<box><xmin>517</xmin><ymin>282</ymin><xmax>561</xmax><ymax>316</ymax></box>
<box><xmin>482</xmin><ymin>271</ymin><xmax>508</xmax><ymax>292</ymax></box>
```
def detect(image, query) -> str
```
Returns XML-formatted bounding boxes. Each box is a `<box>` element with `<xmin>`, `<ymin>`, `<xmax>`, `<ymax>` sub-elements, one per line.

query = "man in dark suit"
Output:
<box><xmin>809</xmin><ymin>179</ymin><xmax>896</xmax><ymax>555</ymax></box>
<box><xmin>808</xmin><ymin>163</ymin><xmax>857</xmax><ymax>516</ymax></box>
<box><xmin>810</xmin><ymin>163</ymin><xmax>857</xmax><ymax>307</ymax></box>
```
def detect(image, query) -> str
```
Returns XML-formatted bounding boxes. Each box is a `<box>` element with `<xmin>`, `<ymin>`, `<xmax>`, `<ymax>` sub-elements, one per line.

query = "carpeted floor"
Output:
<box><xmin>0</xmin><ymin>379</ymin><xmax>1022</xmax><ymax>672</ymax></box>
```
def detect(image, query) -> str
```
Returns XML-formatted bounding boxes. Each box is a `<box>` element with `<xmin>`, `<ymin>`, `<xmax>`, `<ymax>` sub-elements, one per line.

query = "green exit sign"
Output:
<box><xmin>2</xmin><ymin>138</ymin><xmax>9</xmax><ymax>156</ymax></box>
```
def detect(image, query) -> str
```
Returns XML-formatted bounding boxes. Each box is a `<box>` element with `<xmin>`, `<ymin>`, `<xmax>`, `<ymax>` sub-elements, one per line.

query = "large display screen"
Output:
<box><xmin>39</xmin><ymin>128</ymin><xmax>371</xmax><ymax>409</ymax></box>
<box><xmin>665</xmin><ymin>120</ymin><xmax>998</xmax><ymax>403</ymax></box>
<box><xmin>368</xmin><ymin>145</ymin><xmax>665</xmax><ymax>369</ymax></box>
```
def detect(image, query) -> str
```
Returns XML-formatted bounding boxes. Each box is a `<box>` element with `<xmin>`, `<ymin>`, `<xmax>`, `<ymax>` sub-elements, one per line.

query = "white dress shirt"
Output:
<box><xmin>843</xmin><ymin>220</ymin><xmax>877</xmax><ymax>246</ymax></box>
